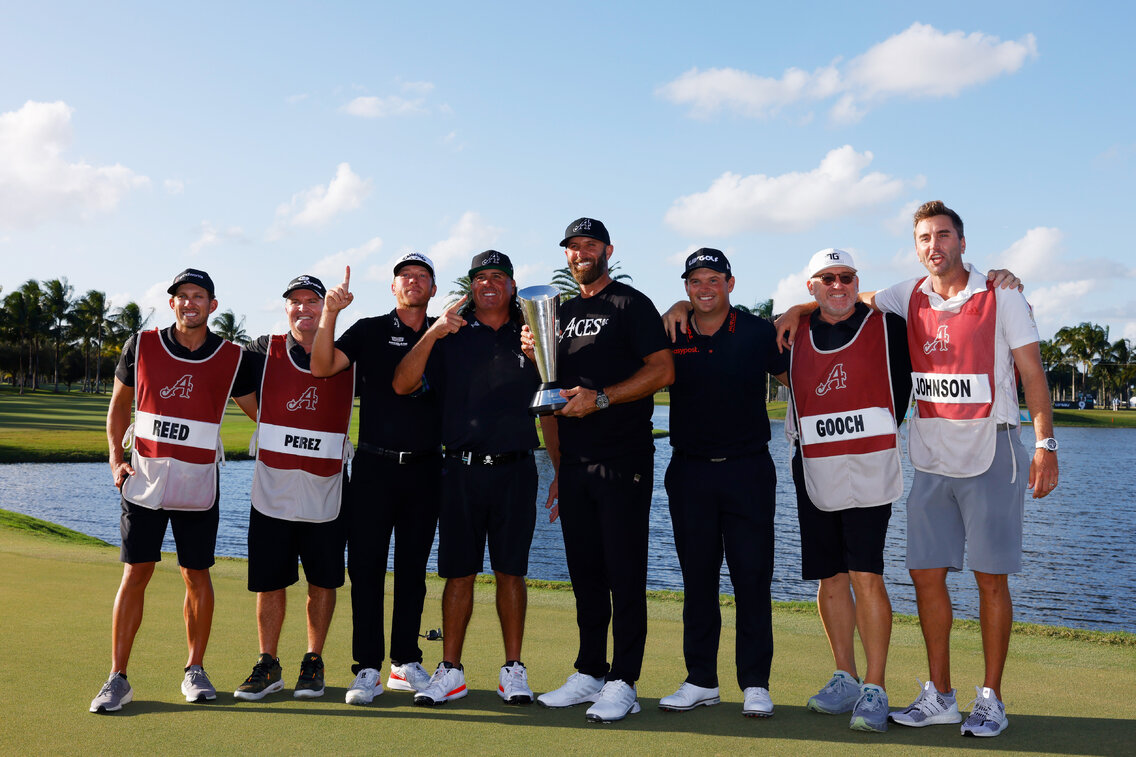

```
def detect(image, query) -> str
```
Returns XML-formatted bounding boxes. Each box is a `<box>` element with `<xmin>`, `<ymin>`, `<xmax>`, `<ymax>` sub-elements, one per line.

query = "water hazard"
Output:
<box><xmin>1</xmin><ymin>415</ymin><xmax>1131</xmax><ymax>634</ymax></box>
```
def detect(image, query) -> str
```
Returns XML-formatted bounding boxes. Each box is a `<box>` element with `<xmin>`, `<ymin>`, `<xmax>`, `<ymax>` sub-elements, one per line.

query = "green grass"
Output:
<box><xmin>2</xmin><ymin>509</ymin><xmax>1134</xmax><ymax>755</ymax></box>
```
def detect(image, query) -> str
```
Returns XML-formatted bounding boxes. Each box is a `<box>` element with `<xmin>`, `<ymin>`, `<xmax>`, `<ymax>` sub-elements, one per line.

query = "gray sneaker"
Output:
<box><xmin>849</xmin><ymin>684</ymin><xmax>888</xmax><ymax>732</ymax></box>
<box><xmin>960</xmin><ymin>686</ymin><xmax>1008</xmax><ymax>737</ymax></box>
<box><xmin>182</xmin><ymin>665</ymin><xmax>217</xmax><ymax>702</ymax></box>
<box><xmin>807</xmin><ymin>670</ymin><xmax>862</xmax><ymax>714</ymax></box>
<box><xmin>90</xmin><ymin>672</ymin><xmax>133</xmax><ymax>713</ymax></box>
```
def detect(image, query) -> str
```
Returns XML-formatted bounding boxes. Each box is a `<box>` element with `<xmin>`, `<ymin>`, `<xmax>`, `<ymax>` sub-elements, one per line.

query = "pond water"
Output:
<box><xmin>2</xmin><ymin>412</ymin><xmax>1132</xmax><ymax>633</ymax></box>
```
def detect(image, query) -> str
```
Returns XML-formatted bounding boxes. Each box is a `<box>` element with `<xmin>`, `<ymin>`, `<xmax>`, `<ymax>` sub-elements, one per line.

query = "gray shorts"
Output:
<box><xmin>905</xmin><ymin>427</ymin><xmax>1028</xmax><ymax>575</ymax></box>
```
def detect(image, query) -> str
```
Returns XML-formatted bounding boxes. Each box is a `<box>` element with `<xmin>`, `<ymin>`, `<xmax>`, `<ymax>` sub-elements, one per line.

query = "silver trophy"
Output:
<box><xmin>518</xmin><ymin>285</ymin><xmax>567</xmax><ymax>416</ymax></box>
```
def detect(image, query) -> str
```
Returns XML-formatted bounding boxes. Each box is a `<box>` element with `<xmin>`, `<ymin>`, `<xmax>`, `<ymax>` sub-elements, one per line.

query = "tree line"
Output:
<box><xmin>0</xmin><ymin>278</ymin><xmax>249</xmax><ymax>394</ymax></box>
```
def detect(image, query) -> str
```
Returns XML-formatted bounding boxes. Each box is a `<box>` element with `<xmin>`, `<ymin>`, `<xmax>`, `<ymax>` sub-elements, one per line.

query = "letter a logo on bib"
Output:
<box><xmin>160</xmin><ymin>374</ymin><xmax>194</xmax><ymax>399</ymax></box>
<box><xmin>923</xmin><ymin>324</ymin><xmax>949</xmax><ymax>355</ymax></box>
<box><xmin>286</xmin><ymin>386</ymin><xmax>319</xmax><ymax>412</ymax></box>
<box><xmin>815</xmin><ymin>363</ymin><xmax>847</xmax><ymax>396</ymax></box>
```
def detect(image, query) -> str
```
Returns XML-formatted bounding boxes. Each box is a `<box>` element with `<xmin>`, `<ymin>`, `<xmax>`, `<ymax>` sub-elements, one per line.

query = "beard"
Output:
<box><xmin>570</xmin><ymin>254</ymin><xmax>608</xmax><ymax>286</ymax></box>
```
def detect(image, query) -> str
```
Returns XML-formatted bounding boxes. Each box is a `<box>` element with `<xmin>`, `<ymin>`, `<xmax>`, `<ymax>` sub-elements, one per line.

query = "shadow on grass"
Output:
<box><xmin>103</xmin><ymin>693</ymin><xmax>1131</xmax><ymax>754</ymax></box>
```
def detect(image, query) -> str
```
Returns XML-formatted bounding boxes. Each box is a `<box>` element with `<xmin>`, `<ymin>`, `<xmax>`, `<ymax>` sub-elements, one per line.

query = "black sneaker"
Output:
<box><xmin>233</xmin><ymin>654</ymin><xmax>284</xmax><ymax>701</ymax></box>
<box><xmin>295</xmin><ymin>653</ymin><xmax>325</xmax><ymax>699</ymax></box>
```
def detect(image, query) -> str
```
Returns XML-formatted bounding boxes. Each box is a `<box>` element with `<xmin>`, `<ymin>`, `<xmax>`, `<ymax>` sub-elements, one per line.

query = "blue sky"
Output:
<box><xmin>2</xmin><ymin>1</ymin><xmax>1133</xmax><ymax>343</ymax></box>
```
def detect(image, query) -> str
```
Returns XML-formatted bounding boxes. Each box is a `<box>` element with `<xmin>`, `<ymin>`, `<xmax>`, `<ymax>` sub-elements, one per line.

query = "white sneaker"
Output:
<box><xmin>658</xmin><ymin>682</ymin><xmax>720</xmax><ymax>712</ymax></box>
<box><xmin>345</xmin><ymin>668</ymin><xmax>383</xmax><ymax>705</ymax></box>
<box><xmin>181</xmin><ymin>665</ymin><xmax>217</xmax><ymax>702</ymax></box>
<box><xmin>498</xmin><ymin>662</ymin><xmax>534</xmax><ymax>705</ymax></box>
<box><xmin>807</xmin><ymin>670</ymin><xmax>862</xmax><ymax>714</ymax></box>
<box><xmin>387</xmin><ymin>662</ymin><xmax>431</xmax><ymax>693</ymax></box>
<box><xmin>585</xmin><ymin>680</ymin><xmax>641</xmax><ymax>723</ymax></box>
<box><xmin>889</xmin><ymin>679</ymin><xmax>962</xmax><ymax>727</ymax></box>
<box><xmin>742</xmin><ymin>686</ymin><xmax>774</xmax><ymax>718</ymax></box>
<box><xmin>537</xmin><ymin>671</ymin><xmax>605</xmax><ymax>708</ymax></box>
<box><xmin>960</xmin><ymin>686</ymin><xmax>1008</xmax><ymax>737</ymax></box>
<box><xmin>413</xmin><ymin>663</ymin><xmax>468</xmax><ymax>706</ymax></box>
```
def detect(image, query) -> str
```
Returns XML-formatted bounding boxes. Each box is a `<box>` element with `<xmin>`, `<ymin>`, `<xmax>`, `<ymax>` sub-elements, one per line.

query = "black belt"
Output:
<box><xmin>996</xmin><ymin>423</ymin><xmax>1016</xmax><ymax>431</ymax></box>
<box><xmin>674</xmin><ymin>446</ymin><xmax>766</xmax><ymax>463</ymax></box>
<box><xmin>445</xmin><ymin>449</ymin><xmax>533</xmax><ymax>466</ymax></box>
<box><xmin>358</xmin><ymin>443</ymin><xmax>441</xmax><ymax>464</ymax></box>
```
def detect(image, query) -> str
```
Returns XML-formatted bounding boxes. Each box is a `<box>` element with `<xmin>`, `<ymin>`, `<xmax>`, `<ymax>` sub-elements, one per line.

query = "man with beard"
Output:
<box><xmin>232</xmin><ymin>275</ymin><xmax>354</xmax><ymax>702</ymax></box>
<box><xmin>92</xmin><ymin>268</ymin><xmax>257</xmax><ymax>713</ymax></box>
<box><xmin>311</xmin><ymin>253</ymin><xmax>443</xmax><ymax>704</ymax></box>
<box><xmin>392</xmin><ymin>250</ymin><xmax>553</xmax><ymax>707</ymax></box>
<box><xmin>524</xmin><ymin>218</ymin><xmax>673</xmax><ymax>723</ymax></box>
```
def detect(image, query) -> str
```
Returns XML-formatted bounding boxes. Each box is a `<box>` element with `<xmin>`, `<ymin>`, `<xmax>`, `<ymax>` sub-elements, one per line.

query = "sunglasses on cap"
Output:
<box><xmin>814</xmin><ymin>272</ymin><xmax>856</xmax><ymax>286</ymax></box>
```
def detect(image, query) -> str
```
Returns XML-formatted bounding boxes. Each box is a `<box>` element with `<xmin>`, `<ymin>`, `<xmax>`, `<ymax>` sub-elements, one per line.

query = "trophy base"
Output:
<box><xmin>529</xmin><ymin>384</ymin><xmax>567</xmax><ymax>416</ymax></box>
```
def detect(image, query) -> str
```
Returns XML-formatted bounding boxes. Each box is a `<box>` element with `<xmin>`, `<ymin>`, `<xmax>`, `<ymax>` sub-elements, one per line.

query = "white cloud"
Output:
<box><xmin>770</xmin><ymin>264</ymin><xmax>815</xmax><ymax>315</ymax></box>
<box><xmin>189</xmin><ymin>221</ymin><xmax>246</xmax><ymax>255</ymax></box>
<box><xmin>658</xmin><ymin>23</ymin><xmax>1038</xmax><ymax>123</ymax></box>
<box><xmin>667</xmin><ymin>244</ymin><xmax>702</xmax><ymax>267</ymax></box>
<box><xmin>400</xmin><ymin>81</ymin><xmax>435</xmax><ymax>95</ymax></box>
<box><xmin>428</xmin><ymin>211</ymin><xmax>503</xmax><ymax>271</ymax></box>
<box><xmin>342</xmin><ymin>95</ymin><xmax>428</xmax><ymax>118</ymax></box>
<box><xmin>309</xmin><ymin>236</ymin><xmax>384</xmax><ymax>285</ymax></box>
<box><xmin>665</xmin><ymin>146</ymin><xmax>913</xmax><ymax>235</ymax></box>
<box><xmin>164</xmin><ymin>178</ymin><xmax>184</xmax><ymax>195</ymax></box>
<box><xmin>269</xmin><ymin>162</ymin><xmax>371</xmax><ymax>238</ymax></box>
<box><xmin>285</xmin><ymin>93</ymin><xmax>309</xmax><ymax>104</ymax></box>
<box><xmin>989</xmin><ymin>226</ymin><xmax>1064</xmax><ymax>281</ymax></box>
<box><xmin>0</xmin><ymin>100</ymin><xmax>149</xmax><ymax>228</ymax></box>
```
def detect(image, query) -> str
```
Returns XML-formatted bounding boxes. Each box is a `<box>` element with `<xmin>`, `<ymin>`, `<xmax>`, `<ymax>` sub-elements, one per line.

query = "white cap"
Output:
<box><xmin>807</xmin><ymin>248</ymin><xmax>857</xmax><ymax>278</ymax></box>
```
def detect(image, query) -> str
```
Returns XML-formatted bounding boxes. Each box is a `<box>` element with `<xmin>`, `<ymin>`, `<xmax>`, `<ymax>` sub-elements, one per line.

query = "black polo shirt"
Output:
<box><xmin>556</xmin><ymin>280</ymin><xmax>669</xmax><ymax>463</ymax></box>
<box><xmin>669</xmin><ymin>307</ymin><xmax>789</xmax><ymax>458</ymax></box>
<box><xmin>793</xmin><ymin>302</ymin><xmax>912</xmax><ymax>422</ymax></box>
<box><xmin>115</xmin><ymin>326</ymin><xmax>259</xmax><ymax>397</ymax></box>
<box><xmin>424</xmin><ymin>315</ymin><xmax>540</xmax><ymax>454</ymax></box>
<box><xmin>336</xmin><ymin>309</ymin><xmax>441</xmax><ymax>452</ymax></box>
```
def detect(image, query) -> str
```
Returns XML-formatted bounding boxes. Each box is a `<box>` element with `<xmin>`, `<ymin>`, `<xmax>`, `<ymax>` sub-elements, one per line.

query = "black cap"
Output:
<box><xmin>282</xmin><ymin>274</ymin><xmax>327</xmax><ymax>299</ymax></box>
<box><xmin>559</xmin><ymin>217</ymin><xmax>610</xmax><ymax>247</ymax></box>
<box><xmin>681</xmin><ymin>248</ymin><xmax>732</xmax><ymax>278</ymax></box>
<box><xmin>167</xmin><ymin>268</ymin><xmax>215</xmax><ymax>298</ymax></box>
<box><xmin>393</xmin><ymin>251</ymin><xmax>436</xmax><ymax>280</ymax></box>
<box><xmin>469</xmin><ymin>250</ymin><xmax>514</xmax><ymax>278</ymax></box>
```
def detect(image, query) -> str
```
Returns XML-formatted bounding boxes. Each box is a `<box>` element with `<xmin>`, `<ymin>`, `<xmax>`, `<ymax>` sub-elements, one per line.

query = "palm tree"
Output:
<box><xmin>71</xmin><ymin>290</ymin><xmax>112</xmax><ymax>392</ymax></box>
<box><xmin>17</xmin><ymin>280</ymin><xmax>47</xmax><ymax>390</ymax></box>
<box><xmin>736</xmin><ymin>298</ymin><xmax>774</xmax><ymax>318</ymax></box>
<box><xmin>446</xmin><ymin>275</ymin><xmax>471</xmax><ymax>308</ymax></box>
<box><xmin>109</xmin><ymin>302</ymin><xmax>153</xmax><ymax>348</ymax></box>
<box><xmin>1038</xmin><ymin>339</ymin><xmax>1067</xmax><ymax>401</ymax></box>
<box><xmin>41</xmin><ymin>278</ymin><xmax>74</xmax><ymax>391</ymax></box>
<box><xmin>211</xmin><ymin>309</ymin><xmax>249</xmax><ymax>345</ymax></box>
<box><xmin>3</xmin><ymin>288</ymin><xmax>34</xmax><ymax>393</ymax></box>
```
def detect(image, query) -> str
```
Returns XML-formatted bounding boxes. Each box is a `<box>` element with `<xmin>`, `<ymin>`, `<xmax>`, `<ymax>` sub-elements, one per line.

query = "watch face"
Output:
<box><xmin>595</xmin><ymin>392</ymin><xmax>610</xmax><ymax>409</ymax></box>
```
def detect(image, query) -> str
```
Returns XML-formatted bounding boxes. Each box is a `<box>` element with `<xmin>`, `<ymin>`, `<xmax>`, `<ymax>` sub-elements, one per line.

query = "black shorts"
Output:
<box><xmin>437</xmin><ymin>455</ymin><xmax>537</xmax><ymax>578</ymax></box>
<box><xmin>792</xmin><ymin>452</ymin><xmax>892</xmax><ymax>580</ymax></box>
<box><xmin>247</xmin><ymin>506</ymin><xmax>346</xmax><ymax>592</ymax></box>
<box><xmin>120</xmin><ymin>492</ymin><xmax>219</xmax><ymax>570</ymax></box>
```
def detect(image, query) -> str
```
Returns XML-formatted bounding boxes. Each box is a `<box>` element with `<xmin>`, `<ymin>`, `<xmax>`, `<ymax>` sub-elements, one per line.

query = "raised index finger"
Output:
<box><xmin>343</xmin><ymin>265</ymin><xmax>351</xmax><ymax>292</ymax></box>
<box><xmin>447</xmin><ymin>294</ymin><xmax>468</xmax><ymax>313</ymax></box>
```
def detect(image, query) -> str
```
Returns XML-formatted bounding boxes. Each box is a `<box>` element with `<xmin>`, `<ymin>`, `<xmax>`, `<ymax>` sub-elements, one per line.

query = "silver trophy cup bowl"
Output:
<box><xmin>518</xmin><ymin>285</ymin><xmax>567</xmax><ymax>416</ymax></box>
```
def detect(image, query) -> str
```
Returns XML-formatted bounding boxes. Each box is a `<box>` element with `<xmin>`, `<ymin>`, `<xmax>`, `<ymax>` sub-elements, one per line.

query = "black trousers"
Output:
<box><xmin>347</xmin><ymin>452</ymin><xmax>441</xmax><ymax>672</ymax></box>
<box><xmin>558</xmin><ymin>452</ymin><xmax>653</xmax><ymax>684</ymax></box>
<box><xmin>664</xmin><ymin>449</ymin><xmax>776</xmax><ymax>690</ymax></box>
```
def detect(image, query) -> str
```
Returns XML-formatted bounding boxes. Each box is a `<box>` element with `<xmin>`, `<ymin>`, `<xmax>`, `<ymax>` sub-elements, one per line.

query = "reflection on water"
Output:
<box><xmin>1</xmin><ymin>417</ymin><xmax>1132</xmax><ymax>634</ymax></box>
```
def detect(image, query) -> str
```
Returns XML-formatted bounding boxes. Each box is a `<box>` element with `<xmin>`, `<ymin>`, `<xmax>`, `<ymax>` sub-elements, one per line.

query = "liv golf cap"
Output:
<box><xmin>682</xmin><ymin>248</ymin><xmax>731</xmax><ymax>278</ymax></box>
<box><xmin>560</xmin><ymin>217</ymin><xmax>611</xmax><ymax>247</ymax></box>
<box><xmin>807</xmin><ymin>248</ymin><xmax>858</xmax><ymax>278</ymax></box>
<box><xmin>168</xmin><ymin>268</ymin><xmax>215</xmax><ymax>298</ymax></box>
<box><xmin>394</xmin><ymin>252</ymin><xmax>436</xmax><ymax>280</ymax></box>
<box><xmin>469</xmin><ymin>250</ymin><xmax>514</xmax><ymax>278</ymax></box>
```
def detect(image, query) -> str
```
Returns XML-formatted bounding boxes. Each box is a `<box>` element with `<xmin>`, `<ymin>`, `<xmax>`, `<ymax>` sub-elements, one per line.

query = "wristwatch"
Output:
<box><xmin>594</xmin><ymin>390</ymin><xmax>610</xmax><ymax>410</ymax></box>
<box><xmin>1035</xmin><ymin>437</ymin><xmax>1059</xmax><ymax>452</ymax></box>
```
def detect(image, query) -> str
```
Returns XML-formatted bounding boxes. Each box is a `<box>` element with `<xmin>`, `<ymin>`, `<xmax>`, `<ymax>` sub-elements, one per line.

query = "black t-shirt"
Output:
<box><xmin>424</xmin><ymin>316</ymin><xmax>540</xmax><ymax>453</ymax></box>
<box><xmin>114</xmin><ymin>326</ymin><xmax>258</xmax><ymax>397</ymax></box>
<box><xmin>789</xmin><ymin>302</ymin><xmax>913</xmax><ymax>459</ymax></box>
<box><xmin>242</xmin><ymin>333</ymin><xmax>310</xmax><ymax>400</ymax></box>
<box><xmin>556</xmin><ymin>280</ymin><xmax>669</xmax><ymax>463</ymax></box>
<box><xmin>336</xmin><ymin>309</ymin><xmax>441</xmax><ymax>452</ymax></box>
<box><xmin>669</xmin><ymin>308</ymin><xmax>789</xmax><ymax>457</ymax></box>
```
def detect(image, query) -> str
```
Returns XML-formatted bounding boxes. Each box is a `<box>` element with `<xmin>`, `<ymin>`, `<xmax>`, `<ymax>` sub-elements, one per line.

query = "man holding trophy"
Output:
<box><xmin>522</xmin><ymin>217</ymin><xmax>673</xmax><ymax>723</ymax></box>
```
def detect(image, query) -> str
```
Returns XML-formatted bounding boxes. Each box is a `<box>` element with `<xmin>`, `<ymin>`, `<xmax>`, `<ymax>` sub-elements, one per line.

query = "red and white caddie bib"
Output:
<box><xmin>906</xmin><ymin>278</ymin><xmax>998</xmax><ymax>477</ymax></box>
<box><xmin>789</xmin><ymin>312</ymin><xmax>902</xmax><ymax>510</ymax></box>
<box><xmin>250</xmin><ymin>335</ymin><xmax>354</xmax><ymax>522</ymax></box>
<box><xmin>122</xmin><ymin>329</ymin><xmax>241</xmax><ymax>510</ymax></box>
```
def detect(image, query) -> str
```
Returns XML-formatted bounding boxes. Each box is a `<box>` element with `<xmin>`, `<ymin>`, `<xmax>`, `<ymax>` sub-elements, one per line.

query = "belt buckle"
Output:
<box><xmin>483</xmin><ymin>454</ymin><xmax>494</xmax><ymax>466</ymax></box>
<box><xmin>398</xmin><ymin>451</ymin><xmax>410</xmax><ymax>465</ymax></box>
<box><xmin>710</xmin><ymin>457</ymin><xmax>727</xmax><ymax>463</ymax></box>
<box><xmin>460</xmin><ymin>451</ymin><xmax>472</xmax><ymax>465</ymax></box>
